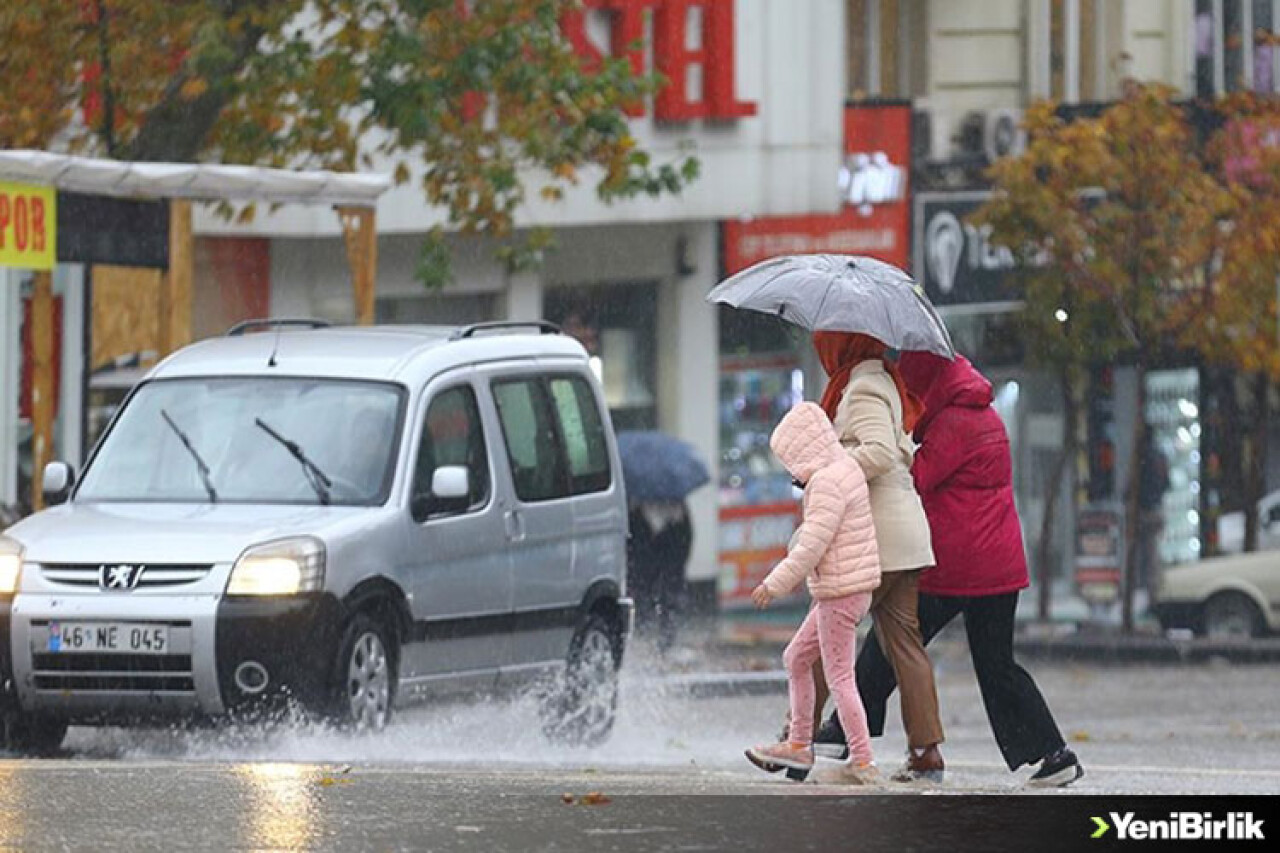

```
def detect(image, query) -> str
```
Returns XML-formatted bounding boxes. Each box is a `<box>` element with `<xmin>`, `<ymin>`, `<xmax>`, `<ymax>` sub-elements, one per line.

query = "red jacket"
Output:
<box><xmin>900</xmin><ymin>354</ymin><xmax>1029</xmax><ymax>597</ymax></box>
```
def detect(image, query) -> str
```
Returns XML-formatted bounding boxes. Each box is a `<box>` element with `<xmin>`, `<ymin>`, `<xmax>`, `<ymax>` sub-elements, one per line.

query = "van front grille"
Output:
<box><xmin>39</xmin><ymin>563</ymin><xmax>213</xmax><ymax>589</ymax></box>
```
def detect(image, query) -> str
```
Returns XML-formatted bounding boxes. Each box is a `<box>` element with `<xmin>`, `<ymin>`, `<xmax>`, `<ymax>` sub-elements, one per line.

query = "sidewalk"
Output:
<box><xmin>645</xmin><ymin>585</ymin><xmax>1280</xmax><ymax>691</ymax></box>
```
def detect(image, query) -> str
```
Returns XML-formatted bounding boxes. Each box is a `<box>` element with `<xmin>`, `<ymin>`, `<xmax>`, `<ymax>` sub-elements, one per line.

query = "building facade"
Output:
<box><xmin>189</xmin><ymin>0</ymin><xmax>846</xmax><ymax>606</ymax></box>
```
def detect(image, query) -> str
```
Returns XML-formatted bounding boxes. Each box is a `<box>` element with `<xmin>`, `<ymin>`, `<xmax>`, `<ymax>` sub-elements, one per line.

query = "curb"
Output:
<box><xmin>1011</xmin><ymin>635</ymin><xmax>1280</xmax><ymax>664</ymax></box>
<box><xmin>638</xmin><ymin>670</ymin><xmax>787</xmax><ymax>698</ymax></box>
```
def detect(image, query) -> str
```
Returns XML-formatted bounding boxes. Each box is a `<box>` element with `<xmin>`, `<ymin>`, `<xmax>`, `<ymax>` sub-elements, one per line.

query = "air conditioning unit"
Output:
<box><xmin>956</xmin><ymin>108</ymin><xmax>1027</xmax><ymax>163</ymax></box>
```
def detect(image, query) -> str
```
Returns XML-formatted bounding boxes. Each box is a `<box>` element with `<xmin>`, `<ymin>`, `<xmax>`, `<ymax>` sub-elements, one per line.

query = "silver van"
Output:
<box><xmin>0</xmin><ymin>320</ymin><xmax>632</xmax><ymax>753</ymax></box>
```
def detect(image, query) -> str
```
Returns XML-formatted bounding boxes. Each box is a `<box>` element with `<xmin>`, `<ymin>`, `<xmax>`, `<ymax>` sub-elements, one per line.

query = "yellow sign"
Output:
<box><xmin>0</xmin><ymin>181</ymin><xmax>56</xmax><ymax>270</ymax></box>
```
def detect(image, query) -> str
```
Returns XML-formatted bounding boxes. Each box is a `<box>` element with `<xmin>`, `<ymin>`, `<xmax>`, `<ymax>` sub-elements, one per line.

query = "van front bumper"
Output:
<box><xmin>4</xmin><ymin>592</ymin><xmax>342</xmax><ymax>722</ymax></box>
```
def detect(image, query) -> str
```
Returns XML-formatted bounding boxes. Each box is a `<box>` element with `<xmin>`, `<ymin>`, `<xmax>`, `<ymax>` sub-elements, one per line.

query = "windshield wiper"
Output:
<box><xmin>254</xmin><ymin>417</ymin><xmax>332</xmax><ymax>505</ymax></box>
<box><xmin>160</xmin><ymin>409</ymin><xmax>218</xmax><ymax>503</ymax></box>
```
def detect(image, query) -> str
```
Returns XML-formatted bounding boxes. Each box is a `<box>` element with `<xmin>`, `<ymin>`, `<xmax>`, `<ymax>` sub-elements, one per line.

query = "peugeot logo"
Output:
<box><xmin>99</xmin><ymin>564</ymin><xmax>145</xmax><ymax>591</ymax></box>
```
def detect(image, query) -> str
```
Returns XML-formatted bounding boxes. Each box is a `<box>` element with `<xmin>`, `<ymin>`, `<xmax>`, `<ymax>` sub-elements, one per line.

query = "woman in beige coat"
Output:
<box><xmin>810</xmin><ymin>331</ymin><xmax>946</xmax><ymax>782</ymax></box>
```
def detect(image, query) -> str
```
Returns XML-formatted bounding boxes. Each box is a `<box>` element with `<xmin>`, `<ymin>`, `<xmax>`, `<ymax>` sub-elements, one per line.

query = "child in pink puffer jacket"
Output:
<box><xmin>744</xmin><ymin>402</ymin><xmax>882</xmax><ymax>783</ymax></box>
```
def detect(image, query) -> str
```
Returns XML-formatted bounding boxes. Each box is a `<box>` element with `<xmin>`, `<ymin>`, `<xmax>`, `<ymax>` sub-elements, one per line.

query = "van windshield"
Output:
<box><xmin>77</xmin><ymin>377</ymin><xmax>405</xmax><ymax>506</ymax></box>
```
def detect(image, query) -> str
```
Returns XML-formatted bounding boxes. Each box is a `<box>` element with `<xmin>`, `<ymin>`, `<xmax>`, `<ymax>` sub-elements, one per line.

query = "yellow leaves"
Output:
<box><xmin>562</xmin><ymin>791</ymin><xmax>612</xmax><ymax>806</ymax></box>
<box><xmin>179</xmin><ymin>78</ymin><xmax>209</xmax><ymax>100</ymax></box>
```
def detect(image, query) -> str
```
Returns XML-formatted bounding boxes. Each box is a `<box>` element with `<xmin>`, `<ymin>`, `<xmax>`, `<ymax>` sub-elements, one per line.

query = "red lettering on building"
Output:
<box><xmin>565</xmin><ymin>0</ymin><xmax>755</xmax><ymax>123</ymax></box>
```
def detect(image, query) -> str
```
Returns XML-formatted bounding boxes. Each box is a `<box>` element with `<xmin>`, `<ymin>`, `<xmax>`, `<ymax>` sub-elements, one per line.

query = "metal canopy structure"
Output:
<box><xmin>0</xmin><ymin>150</ymin><xmax>390</xmax><ymax>207</ymax></box>
<box><xmin>0</xmin><ymin>150</ymin><xmax>392</xmax><ymax>510</ymax></box>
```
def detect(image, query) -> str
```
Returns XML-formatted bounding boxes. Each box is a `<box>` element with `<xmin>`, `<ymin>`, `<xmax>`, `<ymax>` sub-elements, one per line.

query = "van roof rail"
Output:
<box><xmin>449</xmin><ymin>321</ymin><xmax>562</xmax><ymax>341</ymax></box>
<box><xmin>226</xmin><ymin>318</ymin><xmax>332</xmax><ymax>336</ymax></box>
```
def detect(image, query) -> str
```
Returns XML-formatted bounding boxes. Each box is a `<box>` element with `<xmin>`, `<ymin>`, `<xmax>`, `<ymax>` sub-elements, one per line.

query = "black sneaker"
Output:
<box><xmin>812</xmin><ymin>716</ymin><xmax>849</xmax><ymax>761</ymax></box>
<box><xmin>1027</xmin><ymin>747</ymin><xmax>1084</xmax><ymax>788</ymax></box>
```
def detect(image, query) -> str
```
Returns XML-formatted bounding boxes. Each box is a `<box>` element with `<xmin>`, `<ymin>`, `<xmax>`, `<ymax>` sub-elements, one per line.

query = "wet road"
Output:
<box><xmin>2</xmin><ymin>657</ymin><xmax>1278</xmax><ymax>849</ymax></box>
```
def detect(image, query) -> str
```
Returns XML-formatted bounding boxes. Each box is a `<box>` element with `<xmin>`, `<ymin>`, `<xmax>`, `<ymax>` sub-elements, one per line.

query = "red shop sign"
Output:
<box><xmin>722</xmin><ymin>103</ymin><xmax>913</xmax><ymax>274</ymax></box>
<box><xmin>562</xmin><ymin>0</ymin><xmax>757</xmax><ymax>122</ymax></box>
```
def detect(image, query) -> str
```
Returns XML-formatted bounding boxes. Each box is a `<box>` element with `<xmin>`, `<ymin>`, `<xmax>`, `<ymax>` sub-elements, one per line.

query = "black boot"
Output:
<box><xmin>813</xmin><ymin>714</ymin><xmax>848</xmax><ymax>760</ymax></box>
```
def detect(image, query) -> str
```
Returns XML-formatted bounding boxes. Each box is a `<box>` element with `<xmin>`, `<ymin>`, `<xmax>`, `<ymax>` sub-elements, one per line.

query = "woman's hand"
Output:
<box><xmin>751</xmin><ymin>584</ymin><xmax>774</xmax><ymax>609</ymax></box>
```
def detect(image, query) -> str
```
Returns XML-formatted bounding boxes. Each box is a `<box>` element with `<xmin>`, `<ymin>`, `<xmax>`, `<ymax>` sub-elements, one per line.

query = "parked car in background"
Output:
<box><xmin>2</xmin><ymin>320</ymin><xmax>632</xmax><ymax>754</ymax></box>
<box><xmin>1215</xmin><ymin>490</ymin><xmax>1280</xmax><ymax>555</ymax></box>
<box><xmin>1155</xmin><ymin>550</ymin><xmax>1280</xmax><ymax>639</ymax></box>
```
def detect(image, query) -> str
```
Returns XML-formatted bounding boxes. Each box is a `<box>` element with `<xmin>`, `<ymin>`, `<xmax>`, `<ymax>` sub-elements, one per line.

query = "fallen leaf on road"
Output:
<box><xmin>579</xmin><ymin>792</ymin><xmax>612</xmax><ymax>806</ymax></box>
<box><xmin>1070</xmin><ymin>730</ymin><xmax>1091</xmax><ymax>742</ymax></box>
<box><xmin>318</xmin><ymin>777</ymin><xmax>354</xmax><ymax>787</ymax></box>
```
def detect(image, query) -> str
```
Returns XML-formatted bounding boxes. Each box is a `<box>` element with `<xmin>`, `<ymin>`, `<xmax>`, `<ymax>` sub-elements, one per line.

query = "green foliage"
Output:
<box><xmin>0</xmin><ymin>0</ymin><xmax>700</xmax><ymax>284</ymax></box>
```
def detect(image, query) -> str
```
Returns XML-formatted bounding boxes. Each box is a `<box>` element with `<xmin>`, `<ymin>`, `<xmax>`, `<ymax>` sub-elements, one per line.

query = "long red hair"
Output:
<box><xmin>813</xmin><ymin>331</ymin><xmax>924</xmax><ymax>433</ymax></box>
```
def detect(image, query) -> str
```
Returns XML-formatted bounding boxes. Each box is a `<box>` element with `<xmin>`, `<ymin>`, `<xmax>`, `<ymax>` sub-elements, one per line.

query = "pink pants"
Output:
<box><xmin>783</xmin><ymin>592</ymin><xmax>874</xmax><ymax>764</ymax></box>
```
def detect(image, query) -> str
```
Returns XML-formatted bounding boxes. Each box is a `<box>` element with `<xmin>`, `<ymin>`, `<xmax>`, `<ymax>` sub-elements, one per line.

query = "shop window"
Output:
<box><xmin>1145</xmin><ymin>369</ymin><xmax>1202</xmax><ymax>566</ymax></box>
<box><xmin>544</xmin><ymin>282</ymin><xmax>657</xmax><ymax>431</ymax></box>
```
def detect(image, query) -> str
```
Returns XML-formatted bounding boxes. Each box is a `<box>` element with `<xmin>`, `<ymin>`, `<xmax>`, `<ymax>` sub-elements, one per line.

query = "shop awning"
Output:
<box><xmin>0</xmin><ymin>150</ymin><xmax>390</xmax><ymax>207</ymax></box>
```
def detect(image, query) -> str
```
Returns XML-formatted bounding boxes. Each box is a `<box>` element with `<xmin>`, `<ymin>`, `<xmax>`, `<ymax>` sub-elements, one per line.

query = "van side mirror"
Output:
<box><xmin>412</xmin><ymin>466</ymin><xmax>471</xmax><ymax>521</ymax></box>
<box><xmin>43</xmin><ymin>461</ymin><xmax>75</xmax><ymax>507</ymax></box>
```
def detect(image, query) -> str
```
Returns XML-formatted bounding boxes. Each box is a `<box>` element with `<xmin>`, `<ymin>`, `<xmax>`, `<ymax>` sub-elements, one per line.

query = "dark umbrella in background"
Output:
<box><xmin>616</xmin><ymin>431</ymin><xmax>711</xmax><ymax>501</ymax></box>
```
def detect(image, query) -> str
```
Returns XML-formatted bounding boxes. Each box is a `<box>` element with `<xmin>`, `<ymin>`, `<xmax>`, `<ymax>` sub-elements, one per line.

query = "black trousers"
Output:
<box><xmin>833</xmin><ymin>590</ymin><xmax>1066</xmax><ymax>771</ymax></box>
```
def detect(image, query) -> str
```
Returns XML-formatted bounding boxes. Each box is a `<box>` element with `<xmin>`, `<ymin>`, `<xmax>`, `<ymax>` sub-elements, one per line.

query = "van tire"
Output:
<box><xmin>328</xmin><ymin>611</ymin><xmax>398</xmax><ymax>732</ymax></box>
<box><xmin>1</xmin><ymin>710</ymin><xmax>68</xmax><ymax>756</ymax></box>
<box><xmin>541</xmin><ymin>613</ymin><xmax>620</xmax><ymax>747</ymax></box>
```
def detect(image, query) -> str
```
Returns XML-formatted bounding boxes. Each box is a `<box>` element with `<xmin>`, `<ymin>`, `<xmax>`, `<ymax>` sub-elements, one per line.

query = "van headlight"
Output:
<box><xmin>0</xmin><ymin>535</ymin><xmax>23</xmax><ymax>595</ymax></box>
<box><xmin>226</xmin><ymin>537</ymin><xmax>325</xmax><ymax>596</ymax></box>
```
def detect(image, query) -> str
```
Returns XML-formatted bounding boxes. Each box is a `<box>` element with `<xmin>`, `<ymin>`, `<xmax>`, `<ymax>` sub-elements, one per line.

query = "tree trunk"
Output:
<box><xmin>1036</xmin><ymin>367</ymin><xmax>1078</xmax><ymax>621</ymax></box>
<box><xmin>1243</xmin><ymin>373</ymin><xmax>1270</xmax><ymax>552</ymax></box>
<box><xmin>1121</xmin><ymin>361</ymin><xmax>1147</xmax><ymax>634</ymax></box>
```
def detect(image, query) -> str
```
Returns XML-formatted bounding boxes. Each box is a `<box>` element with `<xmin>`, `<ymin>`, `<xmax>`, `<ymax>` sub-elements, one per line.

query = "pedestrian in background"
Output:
<box><xmin>627</xmin><ymin>498</ymin><xmax>692</xmax><ymax>654</ymax></box>
<box><xmin>814</xmin><ymin>352</ymin><xmax>1084</xmax><ymax>787</ymax></box>
<box><xmin>744</xmin><ymin>402</ymin><xmax>881</xmax><ymax>785</ymax></box>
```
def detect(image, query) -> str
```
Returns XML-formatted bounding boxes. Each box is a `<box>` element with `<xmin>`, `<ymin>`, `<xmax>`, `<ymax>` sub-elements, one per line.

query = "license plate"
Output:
<box><xmin>47</xmin><ymin>622</ymin><xmax>170</xmax><ymax>654</ymax></box>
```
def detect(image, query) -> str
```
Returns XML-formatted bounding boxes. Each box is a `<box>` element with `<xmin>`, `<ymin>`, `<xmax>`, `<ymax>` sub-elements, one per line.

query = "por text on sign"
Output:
<box><xmin>0</xmin><ymin>181</ymin><xmax>56</xmax><ymax>271</ymax></box>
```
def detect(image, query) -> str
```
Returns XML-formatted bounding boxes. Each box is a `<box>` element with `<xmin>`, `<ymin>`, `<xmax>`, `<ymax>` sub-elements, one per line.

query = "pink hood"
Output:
<box><xmin>762</xmin><ymin>403</ymin><xmax>882</xmax><ymax>601</ymax></box>
<box><xmin>770</xmin><ymin>401</ymin><xmax>844</xmax><ymax>484</ymax></box>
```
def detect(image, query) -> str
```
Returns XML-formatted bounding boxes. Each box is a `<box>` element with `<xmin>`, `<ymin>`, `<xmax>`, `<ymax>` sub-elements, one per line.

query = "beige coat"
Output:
<box><xmin>762</xmin><ymin>402</ymin><xmax>881</xmax><ymax>600</ymax></box>
<box><xmin>834</xmin><ymin>361</ymin><xmax>935</xmax><ymax>572</ymax></box>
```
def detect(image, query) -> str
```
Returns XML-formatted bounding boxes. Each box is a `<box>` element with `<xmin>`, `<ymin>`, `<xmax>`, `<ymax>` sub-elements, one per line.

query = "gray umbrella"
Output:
<box><xmin>707</xmin><ymin>254</ymin><xmax>955</xmax><ymax>358</ymax></box>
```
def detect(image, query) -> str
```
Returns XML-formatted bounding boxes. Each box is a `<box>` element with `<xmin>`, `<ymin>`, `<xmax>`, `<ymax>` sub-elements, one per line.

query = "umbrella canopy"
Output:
<box><xmin>615</xmin><ymin>431</ymin><xmax>710</xmax><ymax>502</ymax></box>
<box><xmin>707</xmin><ymin>253</ymin><xmax>955</xmax><ymax>359</ymax></box>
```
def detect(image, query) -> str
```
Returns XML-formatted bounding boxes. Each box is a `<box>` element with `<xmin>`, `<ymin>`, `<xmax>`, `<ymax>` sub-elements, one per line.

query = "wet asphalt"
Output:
<box><xmin>2</xmin><ymin>656</ymin><xmax>1278</xmax><ymax>850</ymax></box>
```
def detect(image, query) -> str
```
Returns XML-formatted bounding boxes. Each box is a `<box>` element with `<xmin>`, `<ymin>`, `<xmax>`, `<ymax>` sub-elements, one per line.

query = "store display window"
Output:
<box><xmin>545</xmin><ymin>282</ymin><xmax>657</xmax><ymax>431</ymax></box>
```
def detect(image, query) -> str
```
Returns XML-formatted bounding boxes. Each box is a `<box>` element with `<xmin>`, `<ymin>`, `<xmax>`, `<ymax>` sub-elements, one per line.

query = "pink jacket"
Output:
<box><xmin>761</xmin><ymin>402</ymin><xmax>882</xmax><ymax>600</ymax></box>
<box><xmin>898</xmin><ymin>353</ymin><xmax>1029</xmax><ymax>597</ymax></box>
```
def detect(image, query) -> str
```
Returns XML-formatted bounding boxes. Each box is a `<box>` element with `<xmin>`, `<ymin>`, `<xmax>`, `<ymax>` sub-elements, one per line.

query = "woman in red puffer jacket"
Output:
<box><xmin>814</xmin><ymin>353</ymin><xmax>1084</xmax><ymax>787</ymax></box>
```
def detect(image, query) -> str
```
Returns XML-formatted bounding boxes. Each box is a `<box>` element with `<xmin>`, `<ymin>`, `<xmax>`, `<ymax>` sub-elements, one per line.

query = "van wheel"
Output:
<box><xmin>1</xmin><ymin>709</ymin><xmax>68</xmax><ymax>756</ymax></box>
<box><xmin>329</xmin><ymin>612</ymin><xmax>397</xmax><ymax>732</ymax></box>
<box><xmin>1203</xmin><ymin>592</ymin><xmax>1264</xmax><ymax>639</ymax></box>
<box><xmin>541</xmin><ymin>614</ymin><xmax>619</xmax><ymax>747</ymax></box>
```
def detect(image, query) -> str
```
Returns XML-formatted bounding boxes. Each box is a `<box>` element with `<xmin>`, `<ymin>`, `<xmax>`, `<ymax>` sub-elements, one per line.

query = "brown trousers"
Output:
<box><xmin>790</xmin><ymin>570</ymin><xmax>944</xmax><ymax>749</ymax></box>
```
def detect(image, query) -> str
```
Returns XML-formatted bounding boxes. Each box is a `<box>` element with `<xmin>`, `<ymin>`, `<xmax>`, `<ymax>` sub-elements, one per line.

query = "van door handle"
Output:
<box><xmin>504</xmin><ymin>510</ymin><xmax>526</xmax><ymax>542</ymax></box>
